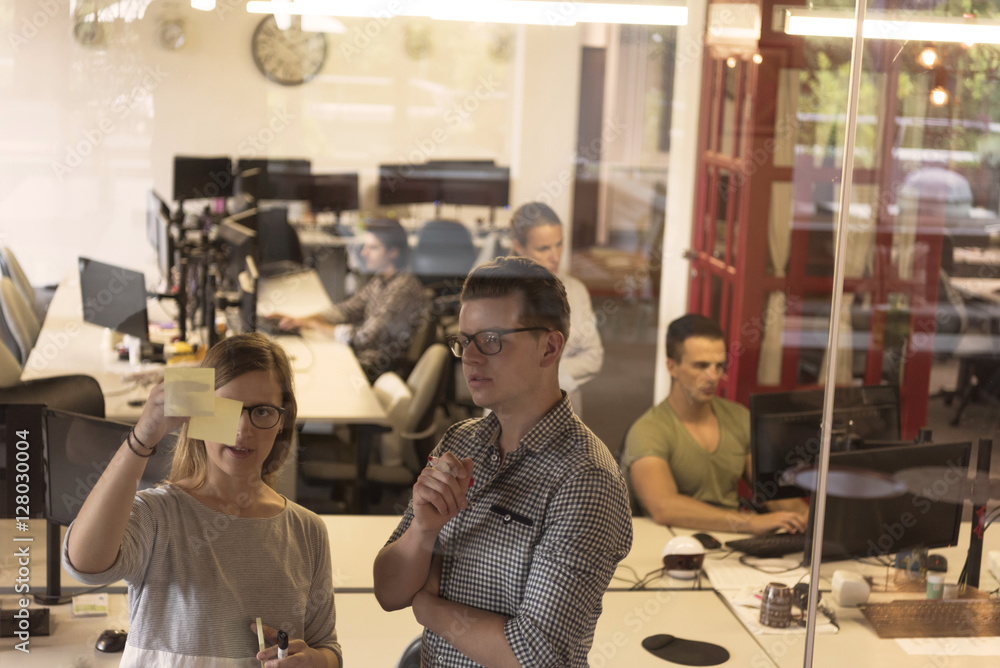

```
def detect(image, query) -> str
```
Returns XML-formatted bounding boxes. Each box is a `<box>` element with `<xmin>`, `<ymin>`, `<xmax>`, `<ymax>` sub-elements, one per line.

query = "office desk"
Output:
<box><xmin>18</xmin><ymin>269</ymin><xmax>389</xmax><ymax>503</ymax></box>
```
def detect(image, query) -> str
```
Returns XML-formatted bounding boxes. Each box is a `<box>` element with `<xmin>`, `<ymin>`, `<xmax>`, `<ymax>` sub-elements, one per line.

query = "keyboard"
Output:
<box><xmin>862</xmin><ymin>600</ymin><xmax>1000</xmax><ymax>638</ymax></box>
<box><xmin>726</xmin><ymin>533</ymin><xmax>809</xmax><ymax>558</ymax></box>
<box><xmin>726</xmin><ymin>534</ymin><xmax>849</xmax><ymax>560</ymax></box>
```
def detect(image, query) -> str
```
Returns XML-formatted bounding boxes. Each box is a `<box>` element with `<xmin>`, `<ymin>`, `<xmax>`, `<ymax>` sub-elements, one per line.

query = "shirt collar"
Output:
<box><xmin>472</xmin><ymin>392</ymin><xmax>574</xmax><ymax>454</ymax></box>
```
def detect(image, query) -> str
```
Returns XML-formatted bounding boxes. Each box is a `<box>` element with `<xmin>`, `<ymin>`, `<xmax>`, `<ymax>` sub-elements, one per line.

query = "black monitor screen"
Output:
<box><xmin>378</xmin><ymin>164</ymin><xmax>442</xmax><ymax>205</ymax></box>
<box><xmin>78</xmin><ymin>257</ymin><xmax>149</xmax><ymax>340</ymax></box>
<box><xmin>435</xmin><ymin>164</ymin><xmax>509</xmax><ymax>207</ymax></box>
<box><xmin>806</xmin><ymin>440</ymin><xmax>970</xmax><ymax>561</ymax></box>
<box><xmin>235</xmin><ymin>158</ymin><xmax>312</xmax><ymax>200</ymax></box>
<box><xmin>173</xmin><ymin>156</ymin><xmax>235</xmax><ymax>201</ymax></box>
<box><xmin>750</xmin><ymin>386</ymin><xmax>901</xmax><ymax>503</ymax></box>
<box><xmin>42</xmin><ymin>408</ymin><xmax>175</xmax><ymax>526</ymax></box>
<box><xmin>257</xmin><ymin>208</ymin><xmax>301</xmax><ymax>265</ymax></box>
<box><xmin>146</xmin><ymin>189</ymin><xmax>170</xmax><ymax>247</ymax></box>
<box><xmin>311</xmin><ymin>173</ymin><xmax>359</xmax><ymax>212</ymax></box>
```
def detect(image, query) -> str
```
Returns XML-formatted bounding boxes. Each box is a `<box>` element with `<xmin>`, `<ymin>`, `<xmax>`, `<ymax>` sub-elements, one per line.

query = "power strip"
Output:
<box><xmin>989</xmin><ymin>550</ymin><xmax>1000</xmax><ymax>585</ymax></box>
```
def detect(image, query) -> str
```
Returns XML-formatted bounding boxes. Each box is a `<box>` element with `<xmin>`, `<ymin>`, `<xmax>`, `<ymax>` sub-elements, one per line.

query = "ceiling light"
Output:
<box><xmin>930</xmin><ymin>86</ymin><xmax>949</xmax><ymax>105</ymax></box>
<box><xmin>779</xmin><ymin>7</ymin><xmax>1000</xmax><ymax>45</ymax></box>
<box><xmin>191</xmin><ymin>0</ymin><xmax>215</xmax><ymax>11</ymax></box>
<box><xmin>245</xmin><ymin>0</ymin><xmax>687</xmax><ymax>26</ymax></box>
<box><xmin>918</xmin><ymin>47</ymin><xmax>937</xmax><ymax>68</ymax></box>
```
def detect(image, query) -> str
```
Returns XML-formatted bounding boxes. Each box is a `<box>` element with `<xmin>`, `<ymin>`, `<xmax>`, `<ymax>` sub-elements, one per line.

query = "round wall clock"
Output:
<box><xmin>251</xmin><ymin>16</ymin><xmax>327</xmax><ymax>86</ymax></box>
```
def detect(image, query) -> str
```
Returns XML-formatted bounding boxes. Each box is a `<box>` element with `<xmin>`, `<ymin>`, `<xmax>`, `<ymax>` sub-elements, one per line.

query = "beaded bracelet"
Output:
<box><xmin>127</xmin><ymin>428</ymin><xmax>157</xmax><ymax>458</ymax></box>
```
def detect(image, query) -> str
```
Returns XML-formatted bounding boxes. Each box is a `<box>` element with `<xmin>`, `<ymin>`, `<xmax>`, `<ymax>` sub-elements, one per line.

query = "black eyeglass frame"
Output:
<box><xmin>445</xmin><ymin>327</ymin><xmax>552</xmax><ymax>357</ymax></box>
<box><xmin>241</xmin><ymin>404</ymin><xmax>286</xmax><ymax>429</ymax></box>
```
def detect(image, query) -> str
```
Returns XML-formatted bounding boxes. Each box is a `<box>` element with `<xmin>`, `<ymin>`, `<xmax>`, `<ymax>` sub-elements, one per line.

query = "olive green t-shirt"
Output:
<box><xmin>622</xmin><ymin>397</ymin><xmax>750</xmax><ymax>509</ymax></box>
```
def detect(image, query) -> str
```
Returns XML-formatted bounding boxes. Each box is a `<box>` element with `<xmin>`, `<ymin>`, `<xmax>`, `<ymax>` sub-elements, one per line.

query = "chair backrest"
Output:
<box><xmin>373</xmin><ymin>371</ymin><xmax>413</xmax><ymax>467</ymax></box>
<box><xmin>394</xmin><ymin>637</ymin><xmax>421</xmax><ymax>668</ymax></box>
<box><xmin>0</xmin><ymin>341</ymin><xmax>22</xmax><ymax>387</ymax></box>
<box><xmin>0</xmin><ymin>374</ymin><xmax>105</xmax><ymax>418</ymax></box>
<box><xmin>0</xmin><ymin>247</ymin><xmax>35</xmax><ymax>312</ymax></box>
<box><xmin>411</xmin><ymin>220</ymin><xmax>477</xmax><ymax>284</ymax></box>
<box><xmin>0</xmin><ymin>276</ymin><xmax>41</xmax><ymax>365</ymax></box>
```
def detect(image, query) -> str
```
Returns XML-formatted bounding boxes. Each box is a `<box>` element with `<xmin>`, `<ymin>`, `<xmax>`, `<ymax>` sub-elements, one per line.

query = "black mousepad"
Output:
<box><xmin>641</xmin><ymin>634</ymin><xmax>730</xmax><ymax>666</ymax></box>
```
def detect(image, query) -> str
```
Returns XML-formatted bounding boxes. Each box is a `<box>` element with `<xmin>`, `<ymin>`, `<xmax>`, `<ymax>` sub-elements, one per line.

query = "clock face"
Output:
<box><xmin>251</xmin><ymin>16</ymin><xmax>328</xmax><ymax>86</ymax></box>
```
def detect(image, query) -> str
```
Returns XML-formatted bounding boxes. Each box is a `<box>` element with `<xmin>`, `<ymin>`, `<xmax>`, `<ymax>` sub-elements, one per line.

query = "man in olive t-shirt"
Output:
<box><xmin>622</xmin><ymin>315</ymin><xmax>808</xmax><ymax>535</ymax></box>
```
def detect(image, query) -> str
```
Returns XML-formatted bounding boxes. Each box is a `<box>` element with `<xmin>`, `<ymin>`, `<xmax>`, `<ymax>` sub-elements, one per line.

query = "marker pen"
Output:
<box><xmin>277</xmin><ymin>630</ymin><xmax>288</xmax><ymax>660</ymax></box>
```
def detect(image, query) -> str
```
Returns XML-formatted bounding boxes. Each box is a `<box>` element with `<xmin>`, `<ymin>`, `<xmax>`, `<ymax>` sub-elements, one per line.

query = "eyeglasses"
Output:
<box><xmin>445</xmin><ymin>327</ymin><xmax>551</xmax><ymax>358</ymax></box>
<box><xmin>241</xmin><ymin>404</ymin><xmax>286</xmax><ymax>429</ymax></box>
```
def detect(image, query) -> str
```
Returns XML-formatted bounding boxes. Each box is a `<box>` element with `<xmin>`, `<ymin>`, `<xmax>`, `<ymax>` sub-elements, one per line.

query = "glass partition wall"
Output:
<box><xmin>2</xmin><ymin>1</ymin><xmax>999</xmax><ymax>665</ymax></box>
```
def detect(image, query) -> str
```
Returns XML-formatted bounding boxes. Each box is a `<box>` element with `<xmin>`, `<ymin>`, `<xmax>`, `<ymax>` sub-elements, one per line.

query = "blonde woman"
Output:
<box><xmin>64</xmin><ymin>333</ymin><xmax>341</xmax><ymax>667</ymax></box>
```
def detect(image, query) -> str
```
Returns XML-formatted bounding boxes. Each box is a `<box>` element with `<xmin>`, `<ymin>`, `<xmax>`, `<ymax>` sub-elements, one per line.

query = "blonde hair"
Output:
<box><xmin>167</xmin><ymin>333</ymin><xmax>297</xmax><ymax>489</ymax></box>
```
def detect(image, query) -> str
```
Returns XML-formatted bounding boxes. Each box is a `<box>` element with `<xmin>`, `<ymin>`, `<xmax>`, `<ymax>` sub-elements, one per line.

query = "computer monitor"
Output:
<box><xmin>173</xmin><ymin>156</ymin><xmax>235</xmax><ymax>201</ymax></box>
<box><xmin>431</xmin><ymin>162</ymin><xmax>510</xmax><ymax>208</ymax></box>
<box><xmin>310</xmin><ymin>173</ymin><xmax>359</xmax><ymax>213</ymax></box>
<box><xmin>256</xmin><ymin>207</ymin><xmax>302</xmax><ymax>267</ymax></box>
<box><xmin>803</xmin><ymin>440</ymin><xmax>971</xmax><ymax>562</ymax></box>
<box><xmin>235</xmin><ymin>158</ymin><xmax>312</xmax><ymax>201</ymax></box>
<box><xmin>147</xmin><ymin>190</ymin><xmax>174</xmax><ymax>285</ymax></box>
<box><xmin>749</xmin><ymin>385</ymin><xmax>901</xmax><ymax>503</ymax></box>
<box><xmin>43</xmin><ymin>408</ymin><xmax>175</xmax><ymax>526</ymax></box>
<box><xmin>1</xmin><ymin>403</ymin><xmax>176</xmax><ymax>603</ymax></box>
<box><xmin>377</xmin><ymin>163</ymin><xmax>442</xmax><ymax>205</ymax></box>
<box><xmin>146</xmin><ymin>189</ymin><xmax>171</xmax><ymax>248</ymax></box>
<box><xmin>78</xmin><ymin>257</ymin><xmax>149</xmax><ymax>340</ymax></box>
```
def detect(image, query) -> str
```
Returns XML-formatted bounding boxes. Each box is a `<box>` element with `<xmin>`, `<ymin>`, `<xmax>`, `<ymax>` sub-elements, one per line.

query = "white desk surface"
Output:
<box><xmin>591</xmin><ymin>590</ymin><xmax>777</xmax><ymax>666</ymax></box>
<box><xmin>4</xmin><ymin>516</ymin><xmax>999</xmax><ymax>666</ymax></box>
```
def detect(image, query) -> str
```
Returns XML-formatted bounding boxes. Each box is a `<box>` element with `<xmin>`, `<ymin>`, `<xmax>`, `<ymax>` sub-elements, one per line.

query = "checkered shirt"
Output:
<box><xmin>386</xmin><ymin>395</ymin><xmax>633</xmax><ymax>667</ymax></box>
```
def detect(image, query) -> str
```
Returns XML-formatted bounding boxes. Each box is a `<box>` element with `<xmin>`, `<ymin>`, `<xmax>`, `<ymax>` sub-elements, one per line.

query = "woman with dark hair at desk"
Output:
<box><xmin>509</xmin><ymin>202</ymin><xmax>604</xmax><ymax>414</ymax></box>
<box><xmin>63</xmin><ymin>333</ymin><xmax>342</xmax><ymax>667</ymax></box>
<box><xmin>276</xmin><ymin>217</ymin><xmax>427</xmax><ymax>380</ymax></box>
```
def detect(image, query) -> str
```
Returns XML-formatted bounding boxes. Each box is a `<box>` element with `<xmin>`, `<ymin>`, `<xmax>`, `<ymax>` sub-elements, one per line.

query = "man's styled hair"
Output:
<box><xmin>510</xmin><ymin>201</ymin><xmax>561</xmax><ymax>247</ymax></box>
<box><xmin>461</xmin><ymin>256</ymin><xmax>570</xmax><ymax>340</ymax></box>
<box><xmin>365</xmin><ymin>218</ymin><xmax>410</xmax><ymax>270</ymax></box>
<box><xmin>167</xmin><ymin>333</ymin><xmax>297</xmax><ymax>489</ymax></box>
<box><xmin>666</xmin><ymin>314</ymin><xmax>725</xmax><ymax>361</ymax></box>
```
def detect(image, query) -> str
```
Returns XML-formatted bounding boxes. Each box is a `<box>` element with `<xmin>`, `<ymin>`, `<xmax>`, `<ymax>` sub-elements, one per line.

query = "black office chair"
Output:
<box><xmin>0</xmin><ymin>344</ymin><xmax>105</xmax><ymax>418</ymax></box>
<box><xmin>410</xmin><ymin>220</ymin><xmax>478</xmax><ymax>290</ymax></box>
<box><xmin>394</xmin><ymin>637</ymin><xmax>421</xmax><ymax>668</ymax></box>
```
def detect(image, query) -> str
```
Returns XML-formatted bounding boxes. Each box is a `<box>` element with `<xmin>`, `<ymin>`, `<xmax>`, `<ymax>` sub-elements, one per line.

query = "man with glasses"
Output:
<box><xmin>374</xmin><ymin>256</ymin><xmax>632</xmax><ymax>667</ymax></box>
<box><xmin>621</xmin><ymin>314</ymin><xmax>808</xmax><ymax>535</ymax></box>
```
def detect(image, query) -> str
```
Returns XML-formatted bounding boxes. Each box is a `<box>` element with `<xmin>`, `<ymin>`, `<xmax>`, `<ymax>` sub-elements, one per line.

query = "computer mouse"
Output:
<box><xmin>926</xmin><ymin>553</ymin><xmax>948</xmax><ymax>572</ymax></box>
<box><xmin>692</xmin><ymin>532</ymin><xmax>722</xmax><ymax>550</ymax></box>
<box><xmin>95</xmin><ymin>629</ymin><xmax>128</xmax><ymax>653</ymax></box>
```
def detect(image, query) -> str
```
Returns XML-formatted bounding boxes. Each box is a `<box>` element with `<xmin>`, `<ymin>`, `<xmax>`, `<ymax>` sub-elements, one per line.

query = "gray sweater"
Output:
<box><xmin>64</xmin><ymin>484</ymin><xmax>341</xmax><ymax>667</ymax></box>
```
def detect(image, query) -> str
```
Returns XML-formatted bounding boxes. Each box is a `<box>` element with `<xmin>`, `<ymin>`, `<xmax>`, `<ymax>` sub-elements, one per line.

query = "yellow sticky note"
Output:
<box><xmin>187</xmin><ymin>396</ymin><xmax>242</xmax><ymax>445</ymax></box>
<box><xmin>164</xmin><ymin>368</ymin><xmax>216</xmax><ymax>417</ymax></box>
<box><xmin>256</xmin><ymin>616</ymin><xmax>265</xmax><ymax>667</ymax></box>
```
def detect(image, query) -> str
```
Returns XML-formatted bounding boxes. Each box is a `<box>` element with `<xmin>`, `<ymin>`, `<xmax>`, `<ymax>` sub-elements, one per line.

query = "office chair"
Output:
<box><xmin>394</xmin><ymin>637</ymin><xmax>421</xmax><ymax>668</ymax></box>
<box><xmin>0</xmin><ymin>343</ymin><xmax>105</xmax><ymax>417</ymax></box>
<box><xmin>0</xmin><ymin>276</ymin><xmax>41</xmax><ymax>365</ymax></box>
<box><xmin>299</xmin><ymin>344</ymin><xmax>451</xmax><ymax>510</ymax></box>
<box><xmin>410</xmin><ymin>220</ymin><xmax>478</xmax><ymax>290</ymax></box>
<box><xmin>0</xmin><ymin>246</ymin><xmax>53</xmax><ymax>321</ymax></box>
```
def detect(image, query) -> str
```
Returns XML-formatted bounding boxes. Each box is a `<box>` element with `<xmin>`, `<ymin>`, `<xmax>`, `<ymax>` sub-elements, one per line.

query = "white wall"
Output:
<box><xmin>0</xmin><ymin>2</ymin><xmax>580</xmax><ymax>287</ymax></box>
